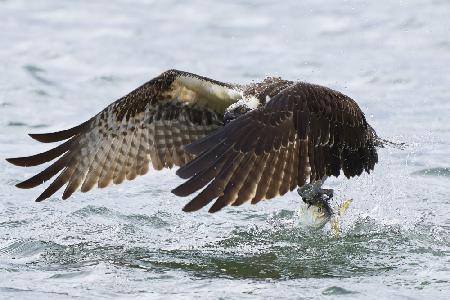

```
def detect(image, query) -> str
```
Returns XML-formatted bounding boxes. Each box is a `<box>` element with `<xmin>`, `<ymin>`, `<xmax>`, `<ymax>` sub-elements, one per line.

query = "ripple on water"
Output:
<box><xmin>70</xmin><ymin>205</ymin><xmax>170</xmax><ymax>228</ymax></box>
<box><xmin>322</xmin><ymin>286</ymin><xmax>358</xmax><ymax>295</ymax></box>
<box><xmin>411</xmin><ymin>167</ymin><xmax>450</xmax><ymax>177</ymax></box>
<box><xmin>23</xmin><ymin>64</ymin><xmax>55</xmax><ymax>86</ymax></box>
<box><xmin>49</xmin><ymin>270</ymin><xmax>92</xmax><ymax>280</ymax></box>
<box><xmin>30</xmin><ymin>217</ymin><xmax>407</xmax><ymax>280</ymax></box>
<box><xmin>7</xmin><ymin>121</ymin><xmax>49</xmax><ymax>128</ymax></box>
<box><xmin>1</xmin><ymin>212</ymin><xmax>449</xmax><ymax>295</ymax></box>
<box><xmin>0</xmin><ymin>240</ymin><xmax>63</xmax><ymax>259</ymax></box>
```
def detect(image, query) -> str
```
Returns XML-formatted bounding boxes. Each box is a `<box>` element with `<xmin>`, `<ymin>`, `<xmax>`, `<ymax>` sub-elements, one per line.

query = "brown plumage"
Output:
<box><xmin>7</xmin><ymin>70</ymin><xmax>234</xmax><ymax>202</ymax></box>
<box><xmin>7</xmin><ymin>69</ymin><xmax>381</xmax><ymax>212</ymax></box>
<box><xmin>173</xmin><ymin>82</ymin><xmax>379</xmax><ymax>213</ymax></box>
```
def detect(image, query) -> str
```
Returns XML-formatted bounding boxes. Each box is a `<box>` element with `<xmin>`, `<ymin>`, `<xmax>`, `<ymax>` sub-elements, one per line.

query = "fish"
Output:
<box><xmin>298</xmin><ymin>192</ymin><xmax>353</xmax><ymax>235</ymax></box>
<box><xmin>298</xmin><ymin>195</ymin><xmax>334</xmax><ymax>229</ymax></box>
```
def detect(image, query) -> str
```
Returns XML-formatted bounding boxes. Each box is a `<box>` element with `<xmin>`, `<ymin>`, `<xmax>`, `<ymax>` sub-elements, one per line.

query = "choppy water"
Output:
<box><xmin>1</xmin><ymin>0</ymin><xmax>449</xmax><ymax>299</ymax></box>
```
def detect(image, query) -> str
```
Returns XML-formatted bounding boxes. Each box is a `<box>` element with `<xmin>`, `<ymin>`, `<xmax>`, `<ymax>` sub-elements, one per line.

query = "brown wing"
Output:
<box><xmin>172</xmin><ymin>82</ymin><xmax>379</xmax><ymax>213</ymax></box>
<box><xmin>6</xmin><ymin>69</ymin><xmax>242</xmax><ymax>202</ymax></box>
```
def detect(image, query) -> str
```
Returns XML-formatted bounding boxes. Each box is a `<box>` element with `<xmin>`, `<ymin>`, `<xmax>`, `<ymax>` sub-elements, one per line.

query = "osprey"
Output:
<box><xmin>7</xmin><ymin>69</ymin><xmax>383</xmax><ymax>213</ymax></box>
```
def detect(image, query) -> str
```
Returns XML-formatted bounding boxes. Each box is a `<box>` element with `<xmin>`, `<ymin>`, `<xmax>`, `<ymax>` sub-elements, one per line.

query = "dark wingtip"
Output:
<box><xmin>28</xmin><ymin>132</ymin><xmax>67</xmax><ymax>143</ymax></box>
<box><xmin>61</xmin><ymin>189</ymin><xmax>72</xmax><ymax>200</ymax></box>
<box><xmin>182</xmin><ymin>202</ymin><xmax>198</xmax><ymax>212</ymax></box>
<box><xmin>28</xmin><ymin>133</ymin><xmax>49</xmax><ymax>143</ymax></box>
<box><xmin>28</xmin><ymin>120</ymin><xmax>89</xmax><ymax>143</ymax></box>
<box><xmin>171</xmin><ymin>186</ymin><xmax>190</xmax><ymax>197</ymax></box>
<box><xmin>208</xmin><ymin>205</ymin><xmax>222</xmax><ymax>213</ymax></box>
<box><xmin>5</xmin><ymin>138</ymin><xmax>73</xmax><ymax>167</ymax></box>
<box><xmin>15</xmin><ymin>181</ymin><xmax>30</xmax><ymax>189</ymax></box>
<box><xmin>207</xmin><ymin>197</ymin><xmax>228</xmax><ymax>213</ymax></box>
<box><xmin>183</xmin><ymin>198</ymin><xmax>215</xmax><ymax>213</ymax></box>
<box><xmin>5</xmin><ymin>157</ymin><xmax>24</xmax><ymax>166</ymax></box>
<box><xmin>175</xmin><ymin>167</ymin><xmax>192</xmax><ymax>180</ymax></box>
<box><xmin>35</xmin><ymin>195</ymin><xmax>46</xmax><ymax>202</ymax></box>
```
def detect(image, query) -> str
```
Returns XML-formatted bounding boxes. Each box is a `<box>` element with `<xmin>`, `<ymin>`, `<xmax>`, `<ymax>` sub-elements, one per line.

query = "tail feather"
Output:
<box><xmin>368</xmin><ymin>125</ymin><xmax>406</xmax><ymax>149</ymax></box>
<box><xmin>374</xmin><ymin>137</ymin><xmax>406</xmax><ymax>149</ymax></box>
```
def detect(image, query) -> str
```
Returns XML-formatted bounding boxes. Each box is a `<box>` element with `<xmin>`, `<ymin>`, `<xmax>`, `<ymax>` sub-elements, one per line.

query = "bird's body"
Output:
<box><xmin>7</xmin><ymin>69</ymin><xmax>382</xmax><ymax>213</ymax></box>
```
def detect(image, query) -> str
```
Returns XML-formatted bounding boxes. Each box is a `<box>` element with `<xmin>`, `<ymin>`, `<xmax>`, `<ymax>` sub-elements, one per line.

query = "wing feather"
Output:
<box><xmin>208</xmin><ymin>154</ymin><xmax>256</xmax><ymax>212</ymax></box>
<box><xmin>98</xmin><ymin>134</ymin><xmax>122</xmax><ymax>188</ymax></box>
<box><xmin>80</xmin><ymin>137</ymin><xmax>111</xmax><ymax>192</ymax></box>
<box><xmin>15</xmin><ymin>152</ymin><xmax>74</xmax><ymax>190</ymax></box>
<box><xmin>279</xmin><ymin>140</ymin><xmax>296</xmax><ymax>195</ymax></box>
<box><xmin>125</xmin><ymin>122</ymin><xmax>141</xmax><ymax>180</ymax></box>
<box><xmin>28</xmin><ymin>120</ymin><xmax>90</xmax><ymax>143</ymax></box>
<box><xmin>220</xmin><ymin>153</ymin><xmax>257</xmax><ymax>206</ymax></box>
<box><xmin>175</xmin><ymin>81</ymin><xmax>379</xmax><ymax>212</ymax></box>
<box><xmin>251</xmin><ymin>151</ymin><xmax>278</xmax><ymax>204</ymax></box>
<box><xmin>266</xmin><ymin>147</ymin><xmax>288</xmax><ymax>199</ymax></box>
<box><xmin>6</xmin><ymin>138</ymin><xmax>75</xmax><ymax>167</ymax></box>
<box><xmin>8</xmin><ymin>70</ymin><xmax>237</xmax><ymax>202</ymax></box>
<box><xmin>182</xmin><ymin>152</ymin><xmax>243</xmax><ymax>212</ymax></box>
<box><xmin>233</xmin><ymin>152</ymin><xmax>269</xmax><ymax>205</ymax></box>
<box><xmin>36</xmin><ymin>167</ymin><xmax>75</xmax><ymax>202</ymax></box>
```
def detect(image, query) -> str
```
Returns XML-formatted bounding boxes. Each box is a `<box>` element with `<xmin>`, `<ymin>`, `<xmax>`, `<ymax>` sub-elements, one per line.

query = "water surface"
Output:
<box><xmin>1</xmin><ymin>0</ymin><xmax>449</xmax><ymax>299</ymax></box>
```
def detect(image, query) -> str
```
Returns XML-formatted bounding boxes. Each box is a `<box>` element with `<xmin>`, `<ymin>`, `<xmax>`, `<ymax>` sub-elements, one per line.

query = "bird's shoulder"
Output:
<box><xmin>256</xmin><ymin>80</ymin><xmax>366</xmax><ymax>123</ymax></box>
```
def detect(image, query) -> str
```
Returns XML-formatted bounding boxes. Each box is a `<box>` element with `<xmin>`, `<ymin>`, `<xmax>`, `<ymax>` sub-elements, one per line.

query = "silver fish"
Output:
<box><xmin>298</xmin><ymin>194</ymin><xmax>334</xmax><ymax>229</ymax></box>
<box><xmin>297</xmin><ymin>186</ymin><xmax>352</xmax><ymax>234</ymax></box>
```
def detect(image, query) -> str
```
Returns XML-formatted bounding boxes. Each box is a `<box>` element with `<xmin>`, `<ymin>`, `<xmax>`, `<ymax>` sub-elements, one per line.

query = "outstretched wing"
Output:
<box><xmin>173</xmin><ymin>82</ymin><xmax>378</xmax><ymax>213</ymax></box>
<box><xmin>7</xmin><ymin>69</ymin><xmax>242</xmax><ymax>202</ymax></box>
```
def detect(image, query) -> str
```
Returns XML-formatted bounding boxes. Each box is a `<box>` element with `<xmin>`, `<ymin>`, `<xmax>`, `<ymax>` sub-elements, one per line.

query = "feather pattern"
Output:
<box><xmin>7</xmin><ymin>70</ymin><xmax>235</xmax><ymax>202</ymax></box>
<box><xmin>175</xmin><ymin>81</ymin><xmax>379</xmax><ymax>212</ymax></box>
<box><xmin>7</xmin><ymin>70</ymin><xmax>381</xmax><ymax>213</ymax></box>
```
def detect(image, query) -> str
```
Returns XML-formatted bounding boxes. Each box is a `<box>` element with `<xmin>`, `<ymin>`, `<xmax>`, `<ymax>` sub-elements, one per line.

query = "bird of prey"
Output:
<box><xmin>7</xmin><ymin>69</ymin><xmax>383</xmax><ymax>213</ymax></box>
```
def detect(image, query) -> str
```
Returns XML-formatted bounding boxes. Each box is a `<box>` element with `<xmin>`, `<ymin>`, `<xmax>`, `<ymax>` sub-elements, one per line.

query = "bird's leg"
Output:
<box><xmin>297</xmin><ymin>177</ymin><xmax>333</xmax><ymax>205</ymax></box>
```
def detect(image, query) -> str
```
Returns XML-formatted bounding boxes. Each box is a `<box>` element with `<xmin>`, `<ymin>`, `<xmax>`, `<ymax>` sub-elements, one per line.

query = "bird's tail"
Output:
<box><xmin>369</xmin><ymin>125</ymin><xmax>406</xmax><ymax>149</ymax></box>
<box><xmin>374</xmin><ymin>137</ymin><xmax>406</xmax><ymax>149</ymax></box>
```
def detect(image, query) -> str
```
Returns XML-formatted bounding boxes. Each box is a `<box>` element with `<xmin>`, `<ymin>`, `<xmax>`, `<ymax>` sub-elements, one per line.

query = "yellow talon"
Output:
<box><xmin>331</xmin><ymin>217</ymin><xmax>341</xmax><ymax>237</ymax></box>
<box><xmin>331</xmin><ymin>199</ymin><xmax>352</xmax><ymax>237</ymax></box>
<box><xmin>338</xmin><ymin>199</ymin><xmax>353</xmax><ymax>216</ymax></box>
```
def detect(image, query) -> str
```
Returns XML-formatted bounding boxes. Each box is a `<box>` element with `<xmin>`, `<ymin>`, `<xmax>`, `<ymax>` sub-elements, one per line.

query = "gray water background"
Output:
<box><xmin>0</xmin><ymin>0</ymin><xmax>449</xmax><ymax>299</ymax></box>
